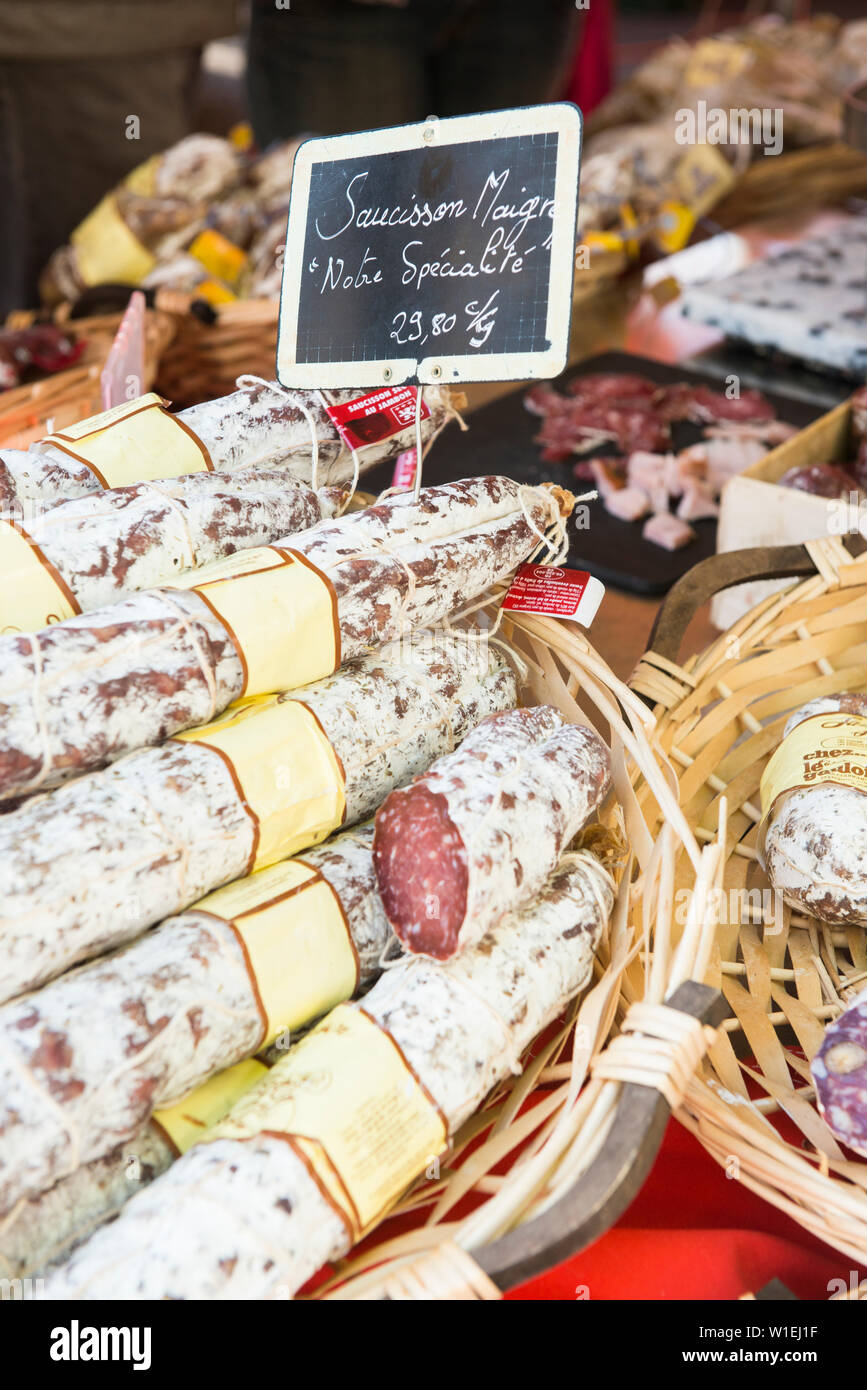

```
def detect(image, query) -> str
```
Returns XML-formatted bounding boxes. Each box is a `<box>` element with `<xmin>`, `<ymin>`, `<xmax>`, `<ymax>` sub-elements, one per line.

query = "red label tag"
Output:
<box><xmin>325</xmin><ymin>386</ymin><xmax>429</xmax><ymax>452</ymax></box>
<box><xmin>391</xmin><ymin>448</ymin><xmax>417</xmax><ymax>491</ymax></box>
<box><xmin>501</xmin><ymin>565</ymin><xmax>604</xmax><ymax>626</ymax></box>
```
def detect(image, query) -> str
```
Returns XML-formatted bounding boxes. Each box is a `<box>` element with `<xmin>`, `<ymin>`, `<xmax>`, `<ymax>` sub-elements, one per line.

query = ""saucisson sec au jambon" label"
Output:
<box><xmin>325</xmin><ymin>386</ymin><xmax>429</xmax><ymax>453</ymax></box>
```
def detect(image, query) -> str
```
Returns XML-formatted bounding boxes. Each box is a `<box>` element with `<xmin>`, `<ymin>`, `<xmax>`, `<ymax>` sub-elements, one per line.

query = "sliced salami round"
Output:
<box><xmin>812</xmin><ymin>989</ymin><xmax>867</xmax><ymax>1158</ymax></box>
<box><xmin>374</xmin><ymin>705</ymin><xmax>611</xmax><ymax>958</ymax></box>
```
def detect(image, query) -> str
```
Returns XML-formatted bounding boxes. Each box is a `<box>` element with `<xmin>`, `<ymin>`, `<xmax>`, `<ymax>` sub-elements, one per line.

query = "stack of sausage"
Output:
<box><xmin>0</xmin><ymin>385</ymin><xmax>621</xmax><ymax>1295</ymax></box>
<box><xmin>38</xmin><ymin>706</ymin><xmax>615</xmax><ymax>1298</ymax></box>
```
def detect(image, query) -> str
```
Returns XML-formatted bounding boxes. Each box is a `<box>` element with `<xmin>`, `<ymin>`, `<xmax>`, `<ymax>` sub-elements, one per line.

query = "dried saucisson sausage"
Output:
<box><xmin>2</xmin><ymin>471</ymin><xmax>342</xmax><ymax>618</ymax></box>
<box><xmin>763</xmin><ymin>694</ymin><xmax>867</xmax><ymax>926</ymax></box>
<box><xmin>812</xmin><ymin>988</ymin><xmax>867</xmax><ymax>1158</ymax></box>
<box><xmin>0</xmin><ymin>382</ymin><xmax>456</xmax><ymax>513</ymax></box>
<box><xmin>0</xmin><ymin>827</ymin><xmax>390</xmax><ymax>1216</ymax></box>
<box><xmin>0</xmin><ymin>477</ymin><xmax>563</xmax><ymax>801</ymax></box>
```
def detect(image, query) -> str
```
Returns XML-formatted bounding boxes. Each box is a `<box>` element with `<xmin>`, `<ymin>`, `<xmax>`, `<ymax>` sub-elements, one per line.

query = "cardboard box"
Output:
<box><xmin>713</xmin><ymin>399</ymin><xmax>859</xmax><ymax>629</ymax></box>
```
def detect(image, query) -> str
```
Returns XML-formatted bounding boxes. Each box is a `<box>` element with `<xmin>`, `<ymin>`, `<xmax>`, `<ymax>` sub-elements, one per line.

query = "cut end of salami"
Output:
<box><xmin>812</xmin><ymin>991</ymin><xmax>867</xmax><ymax>1158</ymax></box>
<box><xmin>373</xmin><ymin>705</ymin><xmax>612</xmax><ymax>959</ymax></box>
<box><xmin>373</xmin><ymin>785</ymin><xmax>469</xmax><ymax>961</ymax></box>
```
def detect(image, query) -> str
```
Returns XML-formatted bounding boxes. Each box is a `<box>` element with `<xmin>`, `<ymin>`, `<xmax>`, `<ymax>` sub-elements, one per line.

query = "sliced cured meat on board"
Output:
<box><xmin>0</xmin><ymin>381</ymin><xmax>457</xmax><ymax>512</ymax></box>
<box><xmin>565</xmin><ymin>372</ymin><xmax>658</xmax><ymax>403</ymax></box>
<box><xmin>532</xmin><ymin>399</ymin><xmax>671</xmax><ymax>460</ymax></box>
<box><xmin>374</xmin><ymin>705</ymin><xmax>611</xmax><ymax>959</ymax></box>
<box><xmin>812</xmin><ymin>989</ymin><xmax>867</xmax><ymax>1158</ymax></box>
<box><xmin>677</xmin><ymin>384</ymin><xmax>779</xmax><ymax>426</ymax></box>
<box><xmin>0</xmin><ymin>477</ymin><xmax>563</xmax><ymax>802</ymax></box>
<box><xmin>0</xmin><ymin>472</ymin><xmax>342</xmax><ymax>622</ymax></box>
<box><xmin>642</xmin><ymin>512</ymin><xmax>696</xmax><ymax>551</ymax></box>
<box><xmin>0</xmin><ymin>827</ymin><xmax>390</xmax><ymax>1216</ymax></box>
<box><xmin>0</xmin><ymin>634</ymin><xmax>516</xmax><ymax>1004</ymax></box>
<box><xmin>44</xmin><ymin>852</ymin><xmax>615</xmax><ymax>1301</ymax></box>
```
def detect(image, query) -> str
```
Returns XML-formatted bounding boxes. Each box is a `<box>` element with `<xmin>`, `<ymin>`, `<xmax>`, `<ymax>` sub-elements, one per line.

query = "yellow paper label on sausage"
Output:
<box><xmin>685</xmin><ymin>38</ymin><xmax>751</xmax><ymax>88</ymax></box>
<box><xmin>154</xmin><ymin>1058</ymin><xmax>268</xmax><ymax>1155</ymax></box>
<box><xmin>123</xmin><ymin>155</ymin><xmax>160</xmax><ymax>197</ymax></box>
<box><xmin>196</xmin><ymin>857</ymin><xmax>358</xmax><ymax>1044</ymax></box>
<box><xmin>175</xmin><ymin>695</ymin><xmax>346</xmax><ymax>870</ymax></box>
<box><xmin>584</xmin><ymin>230</ymin><xmax>627</xmax><ymax>255</ymax></box>
<box><xmin>189</xmin><ymin>229</ymin><xmax>247</xmax><ymax>287</ymax></box>
<box><xmin>619</xmin><ymin>203</ymin><xmax>640</xmax><ymax>260</ymax></box>
<box><xmin>653</xmin><ymin>200</ymin><xmax>697</xmax><ymax>255</ymax></box>
<box><xmin>71</xmin><ymin>194</ymin><xmax>157</xmax><ymax>286</ymax></box>
<box><xmin>761</xmin><ymin>713</ymin><xmax>867</xmax><ymax>818</ymax></box>
<box><xmin>168</xmin><ymin>547</ymin><xmax>338</xmax><ymax>697</ymax></box>
<box><xmin>40</xmin><ymin>393</ymin><xmax>212</xmax><ymax>488</ymax></box>
<box><xmin>195</xmin><ymin>279</ymin><xmax>237</xmax><ymax>306</ymax></box>
<box><xmin>0</xmin><ymin>520</ymin><xmax>78</xmax><ymax>634</ymax></box>
<box><xmin>673</xmin><ymin>146</ymin><xmax>737</xmax><ymax>222</ymax></box>
<box><xmin>210</xmin><ymin>1005</ymin><xmax>447</xmax><ymax>1238</ymax></box>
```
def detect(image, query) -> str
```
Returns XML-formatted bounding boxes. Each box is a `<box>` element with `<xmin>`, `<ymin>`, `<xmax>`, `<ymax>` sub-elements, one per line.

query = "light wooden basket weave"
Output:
<box><xmin>711</xmin><ymin>141</ymin><xmax>867</xmax><ymax>230</ymax></box>
<box><xmin>630</xmin><ymin>535</ymin><xmax>867</xmax><ymax>1269</ymax></box>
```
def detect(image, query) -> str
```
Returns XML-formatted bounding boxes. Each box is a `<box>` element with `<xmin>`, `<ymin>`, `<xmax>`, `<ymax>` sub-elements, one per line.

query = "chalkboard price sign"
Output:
<box><xmin>277</xmin><ymin>104</ymin><xmax>582</xmax><ymax>389</ymax></box>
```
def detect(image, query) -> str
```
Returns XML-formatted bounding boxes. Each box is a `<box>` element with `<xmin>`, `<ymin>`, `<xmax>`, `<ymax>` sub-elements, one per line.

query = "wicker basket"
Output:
<box><xmin>630</xmin><ymin>536</ymin><xmax>867</xmax><ymax>1269</ymax></box>
<box><xmin>0</xmin><ymin>306</ymin><xmax>176</xmax><ymax>449</ymax></box>
<box><xmin>710</xmin><ymin>141</ymin><xmax>867</xmax><ymax>231</ymax></box>
<box><xmin>155</xmin><ymin>298</ymin><xmax>279</xmax><ymax>407</ymax></box>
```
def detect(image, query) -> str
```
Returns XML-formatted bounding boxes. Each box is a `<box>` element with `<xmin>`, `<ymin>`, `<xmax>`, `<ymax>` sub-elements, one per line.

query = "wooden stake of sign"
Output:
<box><xmin>277</xmin><ymin>104</ymin><xmax>582</xmax><ymax>390</ymax></box>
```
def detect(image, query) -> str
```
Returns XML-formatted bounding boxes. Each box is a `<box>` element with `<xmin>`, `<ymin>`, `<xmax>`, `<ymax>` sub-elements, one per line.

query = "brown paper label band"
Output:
<box><xmin>152</xmin><ymin>1058</ymin><xmax>269</xmax><ymax>1156</ymax></box>
<box><xmin>39</xmin><ymin>393</ymin><xmax>213</xmax><ymax>488</ymax></box>
<box><xmin>0</xmin><ymin>519</ymin><xmax>80</xmax><ymax>633</ymax></box>
<box><xmin>761</xmin><ymin>712</ymin><xmax>867</xmax><ymax>818</ymax></box>
<box><xmin>168</xmin><ymin>546</ymin><xmax>340</xmax><ymax>697</ymax></box>
<box><xmin>193</xmin><ymin>857</ymin><xmax>359</xmax><ymax>1046</ymax></box>
<box><xmin>174</xmin><ymin>695</ymin><xmax>346</xmax><ymax>871</ymax></box>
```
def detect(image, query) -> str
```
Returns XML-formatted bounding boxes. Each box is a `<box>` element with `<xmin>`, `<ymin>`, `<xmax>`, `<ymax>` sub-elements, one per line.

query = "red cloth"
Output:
<box><xmin>565</xmin><ymin>0</ymin><xmax>614</xmax><ymax>115</ymax></box>
<box><xmin>507</xmin><ymin>1119</ymin><xmax>865</xmax><ymax>1300</ymax></box>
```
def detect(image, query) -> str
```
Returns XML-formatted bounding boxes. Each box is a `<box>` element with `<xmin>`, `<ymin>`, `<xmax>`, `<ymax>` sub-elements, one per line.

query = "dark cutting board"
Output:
<box><xmin>361</xmin><ymin>351</ymin><xmax>828</xmax><ymax>596</ymax></box>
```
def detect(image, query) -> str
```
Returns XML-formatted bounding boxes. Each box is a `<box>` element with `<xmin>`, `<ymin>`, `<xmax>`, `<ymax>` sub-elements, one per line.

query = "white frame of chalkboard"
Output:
<box><xmin>276</xmin><ymin>103</ymin><xmax>582</xmax><ymax>389</ymax></box>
